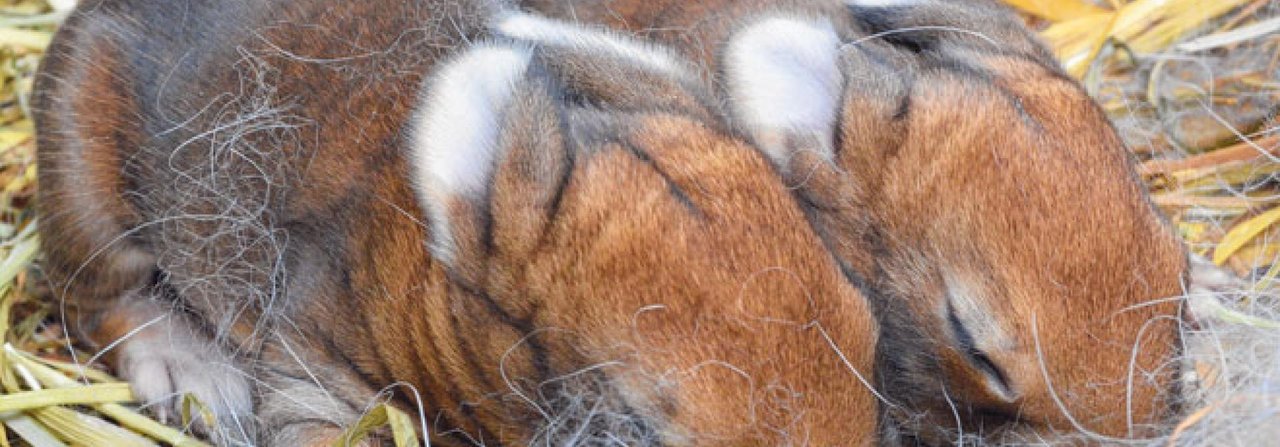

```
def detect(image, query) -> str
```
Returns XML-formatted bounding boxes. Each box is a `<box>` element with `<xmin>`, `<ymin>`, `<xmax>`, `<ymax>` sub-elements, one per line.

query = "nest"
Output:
<box><xmin>0</xmin><ymin>0</ymin><xmax>1273</xmax><ymax>445</ymax></box>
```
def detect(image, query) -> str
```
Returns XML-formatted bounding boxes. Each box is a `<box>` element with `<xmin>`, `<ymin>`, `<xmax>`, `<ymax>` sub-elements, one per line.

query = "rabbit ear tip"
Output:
<box><xmin>724</xmin><ymin>17</ymin><xmax>843</xmax><ymax>165</ymax></box>
<box><xmin>409</xmin><ymin>44</ymin><xmax>533</xmax><ymax>263</ymax></box>
<box><xmin>411</xmin><ymin>44</ymin><xmax>531</xmax><ymax>199</ymax></box>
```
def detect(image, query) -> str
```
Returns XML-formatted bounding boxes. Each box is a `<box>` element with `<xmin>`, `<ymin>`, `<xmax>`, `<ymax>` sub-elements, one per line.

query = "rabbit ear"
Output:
<box><xmin>721</xmin><ymin>14</ymin><xmax>914</xmax><ymax>218</ymax></box>
<box><xmin>494</xmin><ymin>12</ymin><xmax>687</xmax><ymax>79</ymax></box>
<box><xmin>844</xmin><ymin>0</ymin><xmax>1057</xmax><ymax>65</ymax></box>
<box><xmin>723</xmin><ymin>17</ymin><xmax>844</xmax><ymax>169</ymax></box>
<box><xmin>493</xmin><ymin>12</ymin><xmax>717</xmax><ymax>120</ymax></box>
<box><xmin>410</xmin><ymin>23</ymin><xmax>714</xmax><ymax>282</ymax></box>
<box><xmin>409</xmin><ymin>44</ymin><xmax>533</xmax><ymax>269</ymax></box>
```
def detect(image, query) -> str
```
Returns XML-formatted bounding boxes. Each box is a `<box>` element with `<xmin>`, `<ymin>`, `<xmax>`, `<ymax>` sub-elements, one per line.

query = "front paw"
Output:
<box><xmin>114</xmin><ymin>316</ymin><xmax>254</xmax><ymax>444</ymax></box>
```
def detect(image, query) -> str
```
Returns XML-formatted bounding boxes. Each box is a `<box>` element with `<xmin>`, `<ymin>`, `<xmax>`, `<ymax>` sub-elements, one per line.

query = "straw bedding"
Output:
<box><xmin>0</xmin><ymin>0</ymin><xmax>1273</xmax><ymax>445</ymax></box>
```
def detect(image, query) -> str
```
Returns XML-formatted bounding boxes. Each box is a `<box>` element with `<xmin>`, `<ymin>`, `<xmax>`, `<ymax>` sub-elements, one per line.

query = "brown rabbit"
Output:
<box><xmin>517</xmin><ymin>0</ymin><xmax>1215</xmax><ymax>444</ymax></box>
<box><xmin>35</xmin><ymin>1</ymin><xmax>879</xmax><ymax>445</ymax></box>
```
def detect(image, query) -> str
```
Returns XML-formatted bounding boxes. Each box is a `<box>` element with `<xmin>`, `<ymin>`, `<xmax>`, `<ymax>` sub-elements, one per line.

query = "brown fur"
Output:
<box><xmin>35</xmin><ymin>0</ymin><xmax>878</xmax><ymax>445</ymax></box>
<box><xmin>518</xmin><ymin>0</ymin><xmax>1192</xmax><ymax>444</ymax></box>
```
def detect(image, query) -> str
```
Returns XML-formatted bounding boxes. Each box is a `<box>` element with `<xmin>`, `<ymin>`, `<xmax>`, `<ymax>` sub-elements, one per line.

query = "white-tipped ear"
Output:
<box><xmin>493</xmin><ymin>12</ymin><xmax>688</xmax><ymax>79</ymax></box>
<box><xmin>724</xmin><ymin>17</ymin><xmax>843</xmax><ymax>164</ymax></box>
<box><xmin>409</xmin><ymin>44</ymin><xmax>532</xmax><ymax>262</ymax></box>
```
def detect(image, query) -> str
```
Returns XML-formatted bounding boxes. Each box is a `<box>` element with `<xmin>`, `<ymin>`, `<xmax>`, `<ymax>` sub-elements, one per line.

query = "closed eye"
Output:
<box><xmin>946</xmin><ymin>300</ymin><xmax>1015</xmax><ymax>401</ymax></box>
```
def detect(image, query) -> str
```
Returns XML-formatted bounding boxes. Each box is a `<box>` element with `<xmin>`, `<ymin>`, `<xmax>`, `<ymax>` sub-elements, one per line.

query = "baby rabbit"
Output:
<box><xmin>517</xmin><ymin>0</ymin><xmax>1213</xmax><ymax>443</ymax></box>
<box><xmin>35</xmin><ymin>1</ymin><xmax>879</xmax><ymax>445</ymax></box>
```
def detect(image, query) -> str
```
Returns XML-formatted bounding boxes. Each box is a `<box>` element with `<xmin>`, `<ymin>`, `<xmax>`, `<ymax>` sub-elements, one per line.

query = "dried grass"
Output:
<box><xmin>0</xmin><ymin>0</ymin><xmax>1268</xmax><ymax>445</ymax></box>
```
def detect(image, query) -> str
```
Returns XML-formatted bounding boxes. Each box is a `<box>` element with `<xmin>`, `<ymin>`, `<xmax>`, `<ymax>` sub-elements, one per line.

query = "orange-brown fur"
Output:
<box><xmin>35</xmin><ymin>0</ymin><xmax>878</xmax><ymax>445</ymax></box>
<box><xmin>848</xmin><ymin>52</ymin><xmax>1186</xmax><ymax>442</ymax></box>
<box><xmin>519</xmin><ymin>0</ymin><xmax>1191</xmax><ymax>443</ymax></box>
